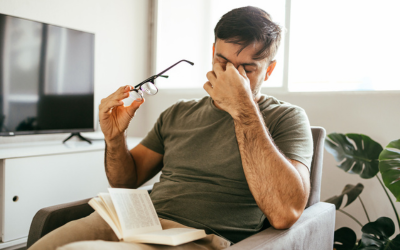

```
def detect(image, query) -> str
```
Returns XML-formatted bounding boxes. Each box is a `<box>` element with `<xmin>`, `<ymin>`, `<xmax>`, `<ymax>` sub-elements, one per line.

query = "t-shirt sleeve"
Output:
<box><xmin>140</xmin><ymin>110</ymin><xmax>166</xmax><ymax>155</ymax></box>
<box><xmin>269</xmin><ymin>106</ymin><xmax>313</xmax><ymax>171</ymax></box>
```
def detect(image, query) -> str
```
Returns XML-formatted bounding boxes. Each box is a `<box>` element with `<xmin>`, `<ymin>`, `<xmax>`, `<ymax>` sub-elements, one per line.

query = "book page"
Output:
<box><xmin>126</xmin><ymin>228</ymin><xmax>207</xmax><ymax>246</ymax></box>
<box><xmin>99</xmin><ymin>193</ymin><xmax>122</xmax><ymax>234</ymax></box>
<box><xmin>88</xmin><ymin>198</ymin><xmax>122</xmax><ymax>239</ymax></box>
<box><xmin>108</xmin><ymin>188</ymin><xmax>162</xmax><ymax>237</ymax></box>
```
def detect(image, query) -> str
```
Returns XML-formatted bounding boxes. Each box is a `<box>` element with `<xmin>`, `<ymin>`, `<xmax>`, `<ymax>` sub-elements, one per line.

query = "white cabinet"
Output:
<box><xmin>0</xmin><ymin>138</ymin><xmax>142</xmax><ymax>247</ymax></box>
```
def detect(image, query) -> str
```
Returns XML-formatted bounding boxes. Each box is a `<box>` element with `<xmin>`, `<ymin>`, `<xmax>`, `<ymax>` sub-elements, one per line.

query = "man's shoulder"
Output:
<box><xmin>161</xmin><ymin>96</ymin><xmax>211</xmax><ymax>118</ymax></box>
<box><xmin>174</xmin><ymin>96</ymin><xmax>210</xmax><ymax>109</ymax></box>
<box><xmin>258</xmin><ymin>94</ymin><xmax>305</xmax><ymax>116</ymax></box>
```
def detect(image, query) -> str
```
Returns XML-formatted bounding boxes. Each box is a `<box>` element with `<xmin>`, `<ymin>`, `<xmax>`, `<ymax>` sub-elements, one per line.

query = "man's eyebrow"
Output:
<box><xmin>216</xmin><ymin>53</ymin><xmax>257</xmax><ymax>67</ymax></box>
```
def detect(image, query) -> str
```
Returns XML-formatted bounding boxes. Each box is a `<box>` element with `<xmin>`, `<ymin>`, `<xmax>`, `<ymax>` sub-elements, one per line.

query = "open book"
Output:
<box><xmin>88</xmin><ymin>188</ymin><xmax>206</xmax><ymax>246</ymax></box>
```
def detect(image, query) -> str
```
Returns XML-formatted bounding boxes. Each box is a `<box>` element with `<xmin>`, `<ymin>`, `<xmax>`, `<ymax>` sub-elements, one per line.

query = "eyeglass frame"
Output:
<box><xmin>130</xmin><ymin>59</ymin><xmax>194</xmax><ymax>98</ymax></box>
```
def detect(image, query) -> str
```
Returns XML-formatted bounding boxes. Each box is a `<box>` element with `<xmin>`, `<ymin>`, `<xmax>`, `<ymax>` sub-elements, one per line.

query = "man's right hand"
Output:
<box><xmin>99</xmin><ymin>85</ymin><xmax>144</xmax><ymax>142</ymax></box>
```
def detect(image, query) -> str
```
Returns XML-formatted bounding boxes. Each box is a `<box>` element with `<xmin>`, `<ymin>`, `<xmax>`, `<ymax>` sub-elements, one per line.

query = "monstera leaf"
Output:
<box><xmin>334</xmin><ymin>227</ymin><xmax>357</xmax><ymax>250</ymax></box>
<box><xmin>385</xmin><ymin>235</ymin><xmax>400</xmax><ymax>250</ymax></box>
<box><xmin>379</xmin><ymin>139</ymin><xmax>400</xmax><ymax>201</ymax></box>
<box><xmin>325</xmin><ymin>133</ymin><xmax>383</xmax><ymax>179</ymax></box>
<box><xmin>325</xmin><ymin>183</ymin><xmax>364</xmax><ymax>210</ymax></box>
<box><xmin>360</xmin><ymin>217</ymin><xmax>400</xmax><ymax>249</ymax></box>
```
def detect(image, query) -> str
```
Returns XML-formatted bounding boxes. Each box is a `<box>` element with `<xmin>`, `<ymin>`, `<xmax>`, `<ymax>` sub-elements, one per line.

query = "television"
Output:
<box><xmin>0</xmin><ymin>13</ymin><xmax>95</xmax><ymax>139</ymax></box>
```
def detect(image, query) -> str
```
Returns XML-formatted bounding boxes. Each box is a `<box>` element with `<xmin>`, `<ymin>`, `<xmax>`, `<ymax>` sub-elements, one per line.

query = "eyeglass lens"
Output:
<box><xmin>130</xmin><ymin>89</ymin><xmax>143</xmax><ymax>102</ymax></box>
<box><xmin>141</xmin><ymin>82</ymin><xmax>158</xmax><ymax>95</ymax></box>
<box><xmin>130</xmin><ymin>81</ymin><xmax>158</xmax><ymax>102</ymax></box>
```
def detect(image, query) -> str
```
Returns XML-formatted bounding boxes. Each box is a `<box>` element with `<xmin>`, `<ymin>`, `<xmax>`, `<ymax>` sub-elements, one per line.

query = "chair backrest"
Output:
<box><xmin>306</xmin><ymin>126</ymin><xmax>326</xmax><ymax>207</ymax></box>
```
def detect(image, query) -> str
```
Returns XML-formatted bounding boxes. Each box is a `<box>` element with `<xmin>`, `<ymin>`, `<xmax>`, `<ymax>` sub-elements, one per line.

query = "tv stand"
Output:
<box><xmin>63</xmin><ymin>132</ymin><xmax>92</xmax><ymax>144</ymax></box>
<box><xmin>0</xmin><ymin>138</ymin><xmax>144</xmax><ymax>246</ymax></box>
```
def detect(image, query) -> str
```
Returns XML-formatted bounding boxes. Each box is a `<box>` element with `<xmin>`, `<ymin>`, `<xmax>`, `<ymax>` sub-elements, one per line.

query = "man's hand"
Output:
<box><xmin>204</xmin><ymin>62</ymin><xmax>254</xmax><ymax>118</ymax></box>
<box><xmin>99</xmin><ymin>85</ymin><xmax>144</xmax><ymax>142</ymax></box>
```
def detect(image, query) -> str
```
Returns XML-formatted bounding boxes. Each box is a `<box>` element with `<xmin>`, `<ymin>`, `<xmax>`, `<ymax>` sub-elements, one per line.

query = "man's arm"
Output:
<box><xmin>204</xmin><ymin>62</ymin><xmax>310</xmax><ymax>229</ymax></box>
<box><xmin>232</xmin><ymin>102</ymin><xmax>310</xmax><ymax>229</ymax></box>
<box><xmin>99</xmin><ymin>85</ymin><xmax>163</xmax><ymax>189</ymax></box>
<box><xmin>105</xmin><ymin>137</ymin><xmax>163</xmax><ymax>189</ymax></box>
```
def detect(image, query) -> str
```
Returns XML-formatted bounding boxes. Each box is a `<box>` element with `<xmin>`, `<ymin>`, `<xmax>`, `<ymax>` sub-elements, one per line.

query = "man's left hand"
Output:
<box><xmin>204</xmin><ymin>62</ymin><xmax>254</xmax><ymax>118</ymax></box>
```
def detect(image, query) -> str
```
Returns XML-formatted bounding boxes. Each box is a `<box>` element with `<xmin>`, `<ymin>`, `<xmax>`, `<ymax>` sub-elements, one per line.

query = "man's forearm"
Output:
<box><xmin>232</xmin><ymin>102</ymin><xmax>308</xmax><ymax>229</ymax></box>
<box><xmin>105</xmin><ymin>135</ymin><xmax>137</xmax><ymax>188</ymax></box>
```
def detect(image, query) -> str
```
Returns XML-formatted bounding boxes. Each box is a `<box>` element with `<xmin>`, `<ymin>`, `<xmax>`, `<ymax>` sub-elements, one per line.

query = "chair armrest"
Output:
<box><xmin>226</xmin><ymin>202</ymin><xmax>335</xmax><ymax>250</ymax></box>
<box><xmin>27</xmin><ymin>198</ymin><xmax>94</xmax><ymax>249</ymax></box>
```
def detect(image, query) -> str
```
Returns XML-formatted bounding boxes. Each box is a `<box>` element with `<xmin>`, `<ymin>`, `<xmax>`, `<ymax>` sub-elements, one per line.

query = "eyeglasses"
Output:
<box><xmin>130</xmin><ymin>59</ymin><xmax>194</xmax><ymax>101</ymax></box>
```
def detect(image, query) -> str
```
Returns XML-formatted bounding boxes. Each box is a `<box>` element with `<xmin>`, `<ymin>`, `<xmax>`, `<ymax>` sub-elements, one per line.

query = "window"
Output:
<box><xmin>288</xmin><ymin>0</ymin><xmax>400</xmax><ymax>92</ymax></box>
<box><xmin>154</xmin><ymin>0</ymin><xmax>400</xmax><ymax>92</ymax></box>
<box><xmin>154</xmin><ymin>0</ymin><xmax>285</xmax><ymax>89</ymax></box>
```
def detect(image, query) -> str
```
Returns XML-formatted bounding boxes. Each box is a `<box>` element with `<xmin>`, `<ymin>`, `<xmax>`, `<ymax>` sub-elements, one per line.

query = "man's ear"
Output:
<box><xmin>212</xmin><ymin>43</ymin><xmax>215</xmax><ymax>59</ymax></box>
<box><xmin>264</xmin><ymin>60</ymin><xmax>277</xmax><ymax>81</ymax></box>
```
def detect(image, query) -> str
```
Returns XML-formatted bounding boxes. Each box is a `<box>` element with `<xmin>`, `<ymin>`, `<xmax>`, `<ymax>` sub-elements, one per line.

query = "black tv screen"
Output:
<box><xmin>0</xmin><ymin>13</ymin><xmax>94</xmax><ymax>136</ymax></box>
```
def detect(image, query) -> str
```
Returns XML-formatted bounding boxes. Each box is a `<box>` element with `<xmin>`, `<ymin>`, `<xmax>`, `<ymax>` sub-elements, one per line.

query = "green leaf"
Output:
<box><xmin>385</xmin><ymin>234</ymin><xmax>400</xmax><ymax>250</ymax></box>
<box><xmin>379</xmin><ymin>139</ymin><xmax>400</xmax><ymax>202</ymax></box>
<box><xmin>334</xmin><ymin>227</ymin><xmax>357</xmax><ymax>250</ymax></box>
<box><xmin>325</xmin><ymin>183</ymin><xmax>364</xmax><ymax>209</ymax></box>
<box><xmin>360</xmin><ymin>217</ymin><xmax>395</xmax><ymax>249</ymax></box>
<box><xmin>325</xmin><ymin>133</ymin><xmax>383</xmax><ymax>179</ymax></box>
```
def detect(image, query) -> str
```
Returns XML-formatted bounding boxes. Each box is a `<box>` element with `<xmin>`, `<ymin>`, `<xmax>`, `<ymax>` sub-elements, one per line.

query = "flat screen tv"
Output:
<box><xmin>0</xmin><ymin>13</ymin><xmax>95</xmax><ymax>138</ymax></box>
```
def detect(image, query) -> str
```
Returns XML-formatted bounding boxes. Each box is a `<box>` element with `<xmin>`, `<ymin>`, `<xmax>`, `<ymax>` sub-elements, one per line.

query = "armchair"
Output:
<box><xmin>27</xmin><ymin>126</ymin><xmax>335</xmax><ymax>249</ymax></box>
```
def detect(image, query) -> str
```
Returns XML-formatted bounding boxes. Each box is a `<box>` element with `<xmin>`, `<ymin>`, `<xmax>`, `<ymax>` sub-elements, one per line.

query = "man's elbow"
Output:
<box><xmin>108</xmin><ymin>178</ymin><xmax>138</xmax><ymax>189</ymax></box>
<box><xmin>269</xmin><ymin>209</ymin><xmax>303</xmax><ymax>230</ymax></box>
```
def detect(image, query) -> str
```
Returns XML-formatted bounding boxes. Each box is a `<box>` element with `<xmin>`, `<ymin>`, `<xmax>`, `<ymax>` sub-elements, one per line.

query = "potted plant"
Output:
<box><xmin>324</xmin><ymin>133</ymin><xmax>400</xmax><ymax>249</ymax></box>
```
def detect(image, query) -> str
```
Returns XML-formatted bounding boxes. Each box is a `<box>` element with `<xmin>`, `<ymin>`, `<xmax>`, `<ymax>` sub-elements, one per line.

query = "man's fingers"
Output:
<box><xmin>237</xmin><ymin>65</ymin><xmax>247</xmax><ymax>78</ymax></box>
<box><xmin>129</xmin><ymin>97</ymin><xmax>145</xmax><ymax>107</ymax></box>
<box><xmin>121</xmin><ymin>85</ymin><xmax>133</xmax><ymax>93</ymax></box>
<box><xmin>226</xmin><ymin>62</ymin><xmax>237</xmax><ymax>72</ymax></box>
<box><xmin>99</xmin><ymin>85</ymin><xmax>138</xmax><ymax>115</ymax></box>
<box><xmin>212</xmin><ymin>62</ymin><xmax>224</xmax><ymax>76</ymax></box>
<box><xmin>117</xmin><ymin>91</ymin><xmax>129</xmax><ymax>100</ymax></box>
<box><xmin>119</xmin><ymin>85</ymin><xmax>133</xmax><ymax>98</ymax></box>
<box><xmin>126</xmin><ymin>98</ymin><xmax>145</xmax><ymax>117</ymax></box>
<box><xmin>106</xmin><ymin>85</ymin><xmax>132</xmax><ymax>102</ymax></box>
<box><xmin>100</xmin><ymin>100</ymin><xmax>124</xmax><ymax>114</ymax></box>
<box><xmin>114</xmin><ymin>85</ymin><xmax>128</xmax><ymax>95</ymax></box>
<box><xmin>203</xmin><ymin>81</ymin><xmax>214</xmax><ymax>96</ymax></box>
<box><xmin>206</xmin><ymin>71</ymin><xmax>217</xmax><ymax>82</ymax></box>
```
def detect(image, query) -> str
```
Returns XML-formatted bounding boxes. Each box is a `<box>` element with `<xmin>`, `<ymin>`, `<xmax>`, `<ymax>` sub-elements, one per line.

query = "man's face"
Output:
<box><xmin>212</xmin><ymin>39</ymin><xmax>274</xmax><ymax>100</ymax></box>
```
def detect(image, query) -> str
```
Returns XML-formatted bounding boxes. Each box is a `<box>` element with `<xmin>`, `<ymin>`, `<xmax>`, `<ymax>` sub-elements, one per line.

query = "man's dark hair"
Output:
<box><xmin>214</xmin><ymin>6</ymin><xmax>282</xmax><ymax>61</ymax></box>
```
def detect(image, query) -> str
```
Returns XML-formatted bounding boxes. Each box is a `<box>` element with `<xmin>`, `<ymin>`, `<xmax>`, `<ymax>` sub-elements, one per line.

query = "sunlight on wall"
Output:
<box><xmin>289</xmin><ymin>0</ymin><xmax>400</xmax><ymax>92</ymax></box>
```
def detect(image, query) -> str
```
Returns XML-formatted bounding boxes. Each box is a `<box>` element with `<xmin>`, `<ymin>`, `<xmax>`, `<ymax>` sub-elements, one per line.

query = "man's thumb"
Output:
<box><xmin>127</xmin><ymin>98</ymin><xmax>145</xmax><ymax>116</ymax></box>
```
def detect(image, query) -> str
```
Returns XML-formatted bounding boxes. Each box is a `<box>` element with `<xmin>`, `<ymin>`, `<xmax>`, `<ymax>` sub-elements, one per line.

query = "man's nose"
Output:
<box><xmin>223</xmin><ymin>62</ymin><xmax>241</xmax><ymax>70</ymax></box>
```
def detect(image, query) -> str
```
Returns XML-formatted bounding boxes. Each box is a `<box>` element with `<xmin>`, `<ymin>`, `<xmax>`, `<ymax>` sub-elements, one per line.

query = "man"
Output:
<box><xmin>30</xmin><ymin>6</ymin><xmax>312</xmax><ymax>250</ymax></box>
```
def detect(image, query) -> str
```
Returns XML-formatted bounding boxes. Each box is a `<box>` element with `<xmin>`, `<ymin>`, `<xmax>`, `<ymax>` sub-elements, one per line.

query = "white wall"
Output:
<box><xmin>138</xmin><ymin>89</ymin><xmax>400</xmax><ymax>238</ymax></box>
<box><xmin>0</xmin><ymin>0</ymin><xmax>149</xmax><ymax>144</ymax></box>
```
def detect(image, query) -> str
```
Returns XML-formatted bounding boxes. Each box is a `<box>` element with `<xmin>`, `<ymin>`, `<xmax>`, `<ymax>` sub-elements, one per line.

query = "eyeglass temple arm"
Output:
<box><xmin>134</xmin><ymin>75</ymin><xmax>168</xmax><ymax>88</ymax></box>
<box><xmin>156</xmin><ymin>59</ymin><xmax>194</xmax><ymax>77</ymax></box>
<box><xmin>133</xmin><ymin>60</ymin><xmax>194</xmax><ymax>89</ymax></box>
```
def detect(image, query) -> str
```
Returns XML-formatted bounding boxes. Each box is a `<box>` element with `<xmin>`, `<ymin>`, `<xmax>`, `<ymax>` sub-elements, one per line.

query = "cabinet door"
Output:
<box><xmin>1</xmin><ymin>151</ymin><xmax>108</xmax><ymax>242</ymax></box>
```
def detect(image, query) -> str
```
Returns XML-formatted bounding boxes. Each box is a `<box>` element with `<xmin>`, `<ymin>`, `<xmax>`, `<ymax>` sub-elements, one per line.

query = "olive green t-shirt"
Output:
<box><xmin>140</xmin><ymin>95</ymin><xmax>313</xmax><ymax>243</ymax></box>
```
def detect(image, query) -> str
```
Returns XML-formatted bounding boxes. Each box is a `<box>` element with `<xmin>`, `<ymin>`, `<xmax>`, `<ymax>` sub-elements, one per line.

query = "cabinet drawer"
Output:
<box><xmin>1</xmin><ymin>151</ymin><xmax>109</xmax><ymax>242</ymax></box>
